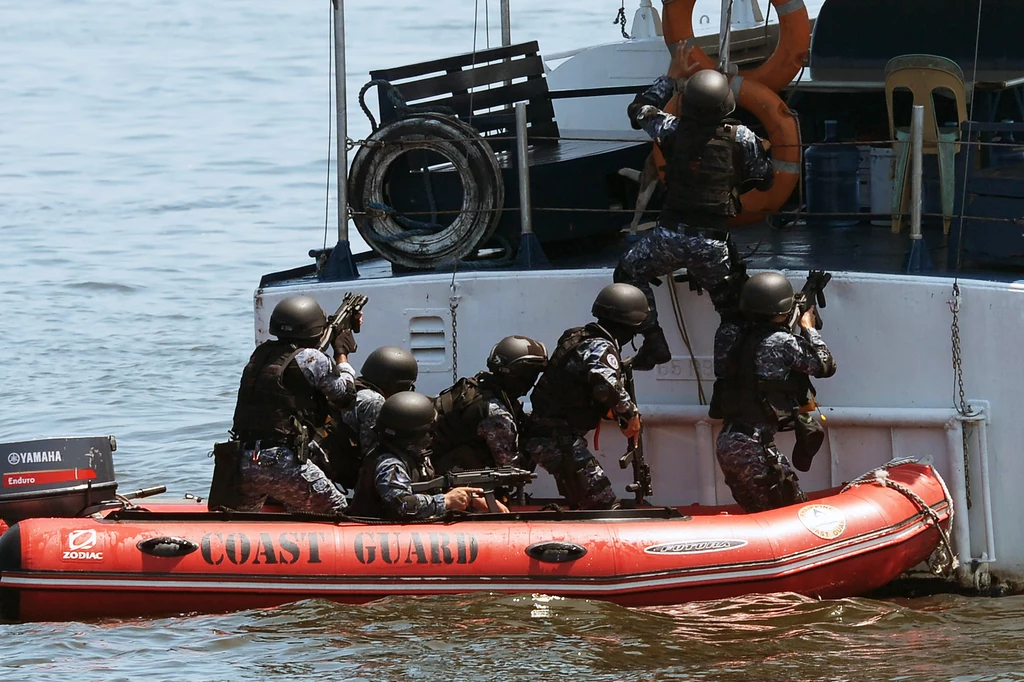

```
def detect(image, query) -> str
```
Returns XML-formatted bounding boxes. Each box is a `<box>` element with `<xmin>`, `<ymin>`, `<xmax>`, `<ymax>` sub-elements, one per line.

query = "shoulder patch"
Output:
<box><xmin>603</xmin><ymin>352</ymin><xmax>620</xmax><ymax>371</ymax></box>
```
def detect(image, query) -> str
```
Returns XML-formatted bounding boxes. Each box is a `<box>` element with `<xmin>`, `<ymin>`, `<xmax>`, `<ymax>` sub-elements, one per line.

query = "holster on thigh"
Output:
<box><xmin>754</xmin><ymin>442</ymin><xmax>806</xmax><ymax>508</ymax></box>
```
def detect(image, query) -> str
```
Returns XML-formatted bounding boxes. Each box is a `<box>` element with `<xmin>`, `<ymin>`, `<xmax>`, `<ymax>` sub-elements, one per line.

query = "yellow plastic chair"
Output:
<box><xmin>884</xmin><ymin>55</ymin><xmax>968</xmax><ymax>234</ymax></box>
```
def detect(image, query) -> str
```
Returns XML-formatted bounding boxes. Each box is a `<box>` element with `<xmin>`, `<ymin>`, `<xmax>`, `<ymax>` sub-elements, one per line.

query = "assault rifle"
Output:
<box><xmin>618</xmin><ymin>359</ymin><xmax>652</xmax><ymax>505</ymax></box>
<box><xmin>788</xmin><ymin>270</ymin><xmax>832</xmax><ymax>331</ymax></box>
<box><xmin>317</xmin><ymin>292</ymin><xmax>369</xmax><ymax>354</ymax></box>
<box><xmin>411</xmin><ymin>466</ymin><xmax>536</xmax><ymax>513</ymax></box>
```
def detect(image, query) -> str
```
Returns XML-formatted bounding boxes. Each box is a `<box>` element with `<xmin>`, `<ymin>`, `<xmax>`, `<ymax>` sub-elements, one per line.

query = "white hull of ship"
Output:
<box><xmin>271</xmin><ymin>0</ymin><xmax>1018</xmax><ymax>592</ymax></box>
<box><xmin>253</xmin><ymin>270</ymin><xmax>1024</xmax><ymax>590</ymax></box>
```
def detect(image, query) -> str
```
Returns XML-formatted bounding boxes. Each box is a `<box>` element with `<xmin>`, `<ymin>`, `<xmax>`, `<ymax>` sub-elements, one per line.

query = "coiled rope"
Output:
<box><xmin>842</xmin><ymin>460</ymin><xmax>959</xmax><ymax>577</ymax></box>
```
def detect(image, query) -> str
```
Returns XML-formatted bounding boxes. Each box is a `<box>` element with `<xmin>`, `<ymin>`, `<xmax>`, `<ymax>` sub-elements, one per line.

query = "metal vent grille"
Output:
<box><xmin>409</xmin><ymin>315</ymin><xmax>447</xmax><ymax>366</ymax></box>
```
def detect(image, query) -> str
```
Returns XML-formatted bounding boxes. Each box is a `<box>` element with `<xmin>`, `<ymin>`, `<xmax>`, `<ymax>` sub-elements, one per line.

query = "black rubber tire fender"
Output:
<box><xmin>349</xmin><ymin>114</ymin><xmax>504</xmax><ymax>269</ymax></box>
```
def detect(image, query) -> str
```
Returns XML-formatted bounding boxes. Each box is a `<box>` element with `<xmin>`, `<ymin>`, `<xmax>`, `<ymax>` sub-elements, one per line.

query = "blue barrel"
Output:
<box><xmin>805</xmin><ymin>120</ymin><xmax>861</xmax><ymax>226</ymax></box>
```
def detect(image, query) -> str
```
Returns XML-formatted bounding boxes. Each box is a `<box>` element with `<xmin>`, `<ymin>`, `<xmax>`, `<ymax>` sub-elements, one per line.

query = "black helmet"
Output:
<box><xmin>360</xmin><ymin>346</ymin><xmax>418</xmax><ymax>397</ymax></box>
<box><xmin>269</xmin><ymin>295</ymin><xmax>327</xmax><ymax>342</ymax></box>
<box><xmin>487</xmin><ymin>335</ymin><xmax>548</xmax><ymax>396</ymax></box>
<box><xmin>740</xmin><ymin>272</ymin><xmax>795</xmax><ymax>318</ymax></box>
<box><xmin>591</xmin><ymin>283</ymin><xmax>649</xmax><ymax>327</ymax></box>
<box><xmin>375</xmin><ymin>391</ymin><xmax>436</xmax><ymax>442</ymax></box>
<box><xmin>682</xmin><ymin>69</ymin><xmax>736</xmax><ymax>120</ymax></box>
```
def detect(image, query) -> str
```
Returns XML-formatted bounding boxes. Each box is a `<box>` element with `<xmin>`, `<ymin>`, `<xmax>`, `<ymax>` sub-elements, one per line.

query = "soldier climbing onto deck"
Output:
<box><xmin>716</xmin><ymin>272</ymin><xmax>837</xmax><ymax>512</ymax></box>
<box><xmin>614</xmin><ymin>43</ymin><xmax>775</xmax><ymax>410</ymax></box>
<box><xmin>523</xmin><ymin>283</ymin><xmax>647</xmax><ymax>510</ymax></box>
<box><xmin>317</xmin><ymin>346</ymin><xmax>419</xmax><ymax>490</ymax></box>
<box><xmin>348</xmin><ymin>392</ymin><xmax>508</xmax><ymax>519</ymax></box>
<box><xmin>228</xmin><ymin>295</ymin><xmax>357</xmax><ymax>514</ymax></box>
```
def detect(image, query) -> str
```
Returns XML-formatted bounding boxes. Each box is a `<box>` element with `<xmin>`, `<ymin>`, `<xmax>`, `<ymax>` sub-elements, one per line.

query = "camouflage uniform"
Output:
<box><xmin>234</xmin><ymin>348</ymin><xmax>354</xmax><ymax>514</ymax></box>
<box><xmin>348</xmin><ymin>444</ymin><xmax>447</xmax><ymax>520</ymax></box>
<box><xmin>477</xmin><ymin>398</ymin><xmax>519</xmax><ymax>467</ymax></box>
<box><xmin>716</xmin><ymin>326</ymin><xmax>835</xmax><ymax>512</ymax></box>
<box><xmin>526</xmin><ymin>330</ymin><xmax>635</xmax><ymax>509</ymax></box>
<box><xmin>310</xmin><ymin>384</ymin><xmax>386</xmax><ymax>492</ymax></box>
<box><xmin>617</xmin><ymin>74</ymin><xmax>774</xmax><ymax>375</ymax></box>
<box><xmin>236</xmin><ymin>447</ymin><xmax>348</xmax><ymax>514</ymax></box>
<box><xmin>341</xmin><ymin>386</ymin><xmax>385</xmax><ymax>456</ymax></box>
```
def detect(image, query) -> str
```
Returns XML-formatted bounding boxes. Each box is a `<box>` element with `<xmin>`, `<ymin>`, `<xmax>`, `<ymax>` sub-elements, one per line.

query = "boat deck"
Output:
<box><xmin>268</xmin><ymin>218</ymin><xmax>1024</xmax><ymax>287</ymax></box>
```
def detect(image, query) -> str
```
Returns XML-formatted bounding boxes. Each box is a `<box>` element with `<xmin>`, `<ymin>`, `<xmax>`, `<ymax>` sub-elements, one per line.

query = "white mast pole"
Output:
<box><xmin>333</xmin><ymin>0</ymin><xmax>349</xmax><ymax>244</ymax></box>
<box><xmin>718</xmin><ymin>0</ymin><xmax>734</xmax><ymax>72</ymax></box>
<box><xmin>909</xmin><ymin>105</ymin><xmax>925</xmax><ymax>241</ymax></box>
<box><xmin>501</xmin><ymin>0</ymin><xmax>511</xmax><ymax>47</ymax></box>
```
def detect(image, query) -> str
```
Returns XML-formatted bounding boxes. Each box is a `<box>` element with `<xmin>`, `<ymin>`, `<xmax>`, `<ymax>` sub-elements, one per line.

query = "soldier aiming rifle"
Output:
<box><xmin>412</xmin><ymin>466</ymin><xmax>536</xmax><ymax>513</ymax></box>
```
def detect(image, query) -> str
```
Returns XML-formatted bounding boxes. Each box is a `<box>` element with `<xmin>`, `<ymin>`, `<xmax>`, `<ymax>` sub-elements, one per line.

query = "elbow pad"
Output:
<box><xmin>398</xmin><ymin>494</ymin><xmax>422</xmax><ymax>516</ymax></box>
<box><xmin>591</xmin><ymin>381</ymin><xmax>616</xmax><ymax>408</ymax></box>
<box><xmin>815</xmin><ymin>350</ymin><xmax>837</xmax><ymax>379</ymax></box>
<box><xmin>739</xmin><ymin>170</ymin><xmax>775</xmax><ymax>194</ymax></box>
<box><xmin>627</xmin><ymin>93</ymin><xmax>660</xmax><ymax>130</ymax></box>
<box><xmin>627</xmin><ymin>100</ymin><xmax>645</xmax><ymax>130</ymax></box>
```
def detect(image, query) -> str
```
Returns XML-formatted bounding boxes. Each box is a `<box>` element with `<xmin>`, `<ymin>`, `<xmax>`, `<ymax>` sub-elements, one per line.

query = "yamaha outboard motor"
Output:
<box><xmin>0</xmin><ymin>436</ymin><xmax>120</xmax><ymax>526</ymax></box>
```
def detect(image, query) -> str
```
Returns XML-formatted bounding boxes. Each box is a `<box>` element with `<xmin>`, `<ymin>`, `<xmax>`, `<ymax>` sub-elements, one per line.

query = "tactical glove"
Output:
<box><xmin>332</xmin><ymin>329</ymin><xmax>358</xmax><ymax>356</ymax></box>
<box><xmin>620</xmin><ymin>414</ymin><xmax>642</xmax><ymax>446</ymax></box>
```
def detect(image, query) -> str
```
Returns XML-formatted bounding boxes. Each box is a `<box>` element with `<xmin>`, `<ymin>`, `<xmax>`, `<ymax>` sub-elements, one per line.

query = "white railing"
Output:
<box><xmin>640</xmin><ymin>401</ymin><xmax>996</xmax><ymax>584</ymax></box>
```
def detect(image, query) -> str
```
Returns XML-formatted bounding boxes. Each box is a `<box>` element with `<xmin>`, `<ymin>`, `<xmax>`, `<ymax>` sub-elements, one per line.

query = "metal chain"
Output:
<box><xmin>449</xmin><ymin>283</ymin><xmax>460</xmax><ymax>384</ymax></box>
<box><xmin>962</xmin><ymin>426</ymin><xmax>972</xmax><ymax>509</ymax></box>
<box><xmin>613</xmin><ymin>2</ymin><xmax>631</xmax><ymax>39</ymax></box>
<box><xmin>949</xmin><ymin>284</ymin><xmax>972</xmax><ymax>508</ymax></box>
<box><xmin>950</xmin><ymin>283</ymin><xmax>968</xmax><ymax>414</ymax></box>
<box><xmin>946</xmin><ymin>0</ymin><xmax>985</xmax><ymax>513</ymax></box>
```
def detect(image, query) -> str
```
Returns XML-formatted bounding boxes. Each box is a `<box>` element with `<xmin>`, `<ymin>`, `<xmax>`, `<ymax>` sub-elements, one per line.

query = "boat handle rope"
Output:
<box><xmin>842</xmin><ymin>461</ymin><xmax>959</xmax><ymax>578</ymax></box>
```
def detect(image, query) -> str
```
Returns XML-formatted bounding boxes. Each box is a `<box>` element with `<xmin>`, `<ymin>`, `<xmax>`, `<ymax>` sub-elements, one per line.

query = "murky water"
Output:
<box><xmin>0</xmin><ymin>1</ymin><xmax>1016</xmax><ymax>680</ymax></box>
<box><xmin>3</xmin><ymin>593</ymin><xmax>1024</xmax><ymax>681</ymax></box>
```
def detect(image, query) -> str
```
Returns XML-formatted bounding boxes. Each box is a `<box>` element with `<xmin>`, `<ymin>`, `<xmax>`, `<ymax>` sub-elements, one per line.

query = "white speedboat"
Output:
<box><xmin>252</xmin><ymin>0</ymin><xmax>1024</xmax><ymax>592</ymax></box>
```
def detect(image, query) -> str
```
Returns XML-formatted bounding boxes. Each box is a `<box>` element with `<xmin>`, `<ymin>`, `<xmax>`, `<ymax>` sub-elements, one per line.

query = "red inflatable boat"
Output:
<box><xmin>0</xmin><ymin>451</ymin><xmax>953</xmax><ymax>622</ymax></box>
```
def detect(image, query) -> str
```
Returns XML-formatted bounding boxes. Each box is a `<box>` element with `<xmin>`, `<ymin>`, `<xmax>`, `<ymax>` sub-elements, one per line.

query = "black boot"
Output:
<box><xmin>631</xmin><ymin>327</ymin><xmax>671</xmax><ymax>371</ymax></box>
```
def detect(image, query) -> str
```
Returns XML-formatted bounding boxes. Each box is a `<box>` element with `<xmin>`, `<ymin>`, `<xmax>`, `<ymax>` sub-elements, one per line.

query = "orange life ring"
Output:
<box><xmin>651</xmin><ymin>76</ymin><xmax>800</xmax><ymax>227</ymax></box>
<box><xmin>663</xmin><ymin>0</ymin><xmax>810</xmax><ymax>93</ymax></box>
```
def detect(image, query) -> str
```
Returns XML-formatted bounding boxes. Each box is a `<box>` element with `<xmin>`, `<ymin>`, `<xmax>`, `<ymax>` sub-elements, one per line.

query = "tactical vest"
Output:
<box><xmin>662</xmin><ymin>121</ymin><xmax>742</xmax><ymax>222</ymax></box>
<box><xmin>231</xmin><ymin>341</ymin><xmax>328</xmax><ymax>443</ymax></box>
<box><xmin>432</xmin><ymin>374</ymin><xmax>521</xmax><ymax>471</ymax></box>
<box><xmin>317</xmin><ymin>415</ymin><xmax>361</xmax><ymax>488</ymax></box>
<box><xmin>531</xmin><ymin>324</ymin><xmax>618</xmax><ymax>433</ymax></box>
<box><xmin>718</xmin><ymin>324</ymin><xmax>814</xmax><ymax>429</ymax></box>
<box><xmin>348</xmin><ymin>445</ymin><xmax>433</xmax><ymax>519</ymax></box>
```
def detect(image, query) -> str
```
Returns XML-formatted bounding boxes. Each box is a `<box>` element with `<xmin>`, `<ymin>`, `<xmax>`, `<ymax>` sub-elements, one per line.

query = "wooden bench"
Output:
<box><xmin>369</xmin><ymin>41</ymin><xmax>560</xmax><ymax>153</ymax></box>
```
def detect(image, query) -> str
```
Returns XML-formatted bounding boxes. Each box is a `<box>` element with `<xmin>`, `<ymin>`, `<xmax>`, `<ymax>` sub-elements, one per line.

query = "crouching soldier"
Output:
<box><xmin>432</xmin><ymin>335</ymin><xmax>548</xmax><ymax>474</ymax></box>
<box><xmin>715</xmin><ymin>271</ymin><xmax>837</xmax><ymax>512</ymax></box>
<box><xmin>523</xmin><ymin>283</ymin><xmax>647</xmax><ymax>510</ymax></box>
<box><xmin>318</xmin><ymin>346</ymin><xmax>418</xmax><ymax>489</ymax></box>
<box><xmin>348</xmin><ymin>392</ymin><xmax>506</xmax><ymax>520</ymax></box>
<box><xmin>224</xmin><ymin>295</ymin><xmax>355</xmax><ymax>514</ymax></box>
